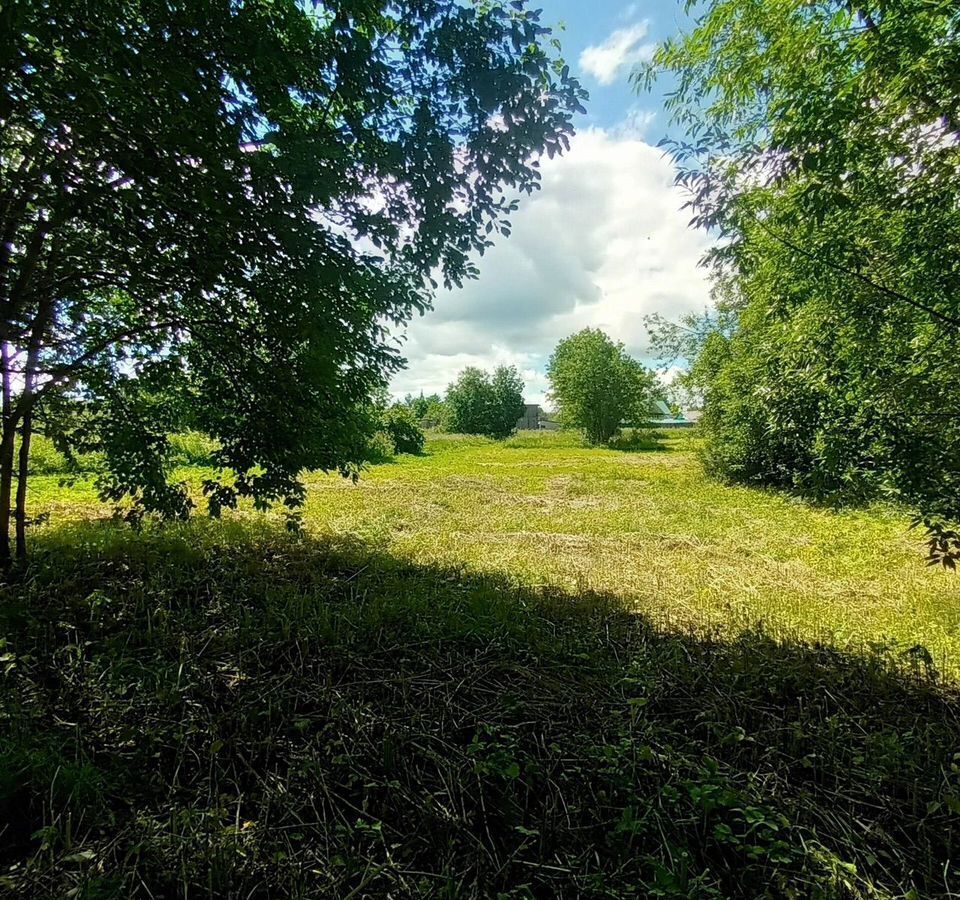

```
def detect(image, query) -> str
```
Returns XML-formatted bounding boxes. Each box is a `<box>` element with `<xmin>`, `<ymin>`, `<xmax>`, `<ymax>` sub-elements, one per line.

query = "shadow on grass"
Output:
<box><xmin>1</xmin><ymin>520</ymin><xmax>958</xmax><ymax>898</ymax></box>
<box><xmin>607</xmin><ymin>428</ymin><xmax>671</xmax><ymax>453</ymax></box>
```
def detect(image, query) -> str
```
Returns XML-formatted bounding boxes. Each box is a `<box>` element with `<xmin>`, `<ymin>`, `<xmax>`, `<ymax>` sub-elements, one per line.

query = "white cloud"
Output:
<box><xmin>390</xmin><ymin>128</ymin><xmax>715</xmax><ymax>404</ymax></box>
<box><xmin>615</xmin><ymin>106</ymin><xmax>657</xmax><ymax>139</ymax></box>
<box><xmin>578</xmin><ymin>22</ymin><xmax>654</xmax><ymax>86</ymax></box>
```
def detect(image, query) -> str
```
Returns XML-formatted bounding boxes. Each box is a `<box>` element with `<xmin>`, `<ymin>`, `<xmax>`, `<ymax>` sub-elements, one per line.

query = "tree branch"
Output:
<box><xmin>752</xmin><ymin>218</ymin><xmax>960</xmax><ymax>329</ymax></box>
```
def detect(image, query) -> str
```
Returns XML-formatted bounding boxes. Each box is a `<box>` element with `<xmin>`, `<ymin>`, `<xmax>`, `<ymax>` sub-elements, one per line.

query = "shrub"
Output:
<box><xmin>607</xmin><ymin>428</ymin><xmax>663</xmax><ymax>452</ymax></box>
<box><xmin>383</xmin><ymin>406</ymin><xmax>425</xmax><ymax>455</ymax></box>
<box><xmin>364</xmin><ymin>430</ymin><xmax>395</xmax><ymax>463</ymax></box>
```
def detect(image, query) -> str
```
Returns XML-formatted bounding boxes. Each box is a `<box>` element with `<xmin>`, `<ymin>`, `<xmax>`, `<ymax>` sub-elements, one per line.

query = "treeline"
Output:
<box><xmin>398</xmin><ymin>329</ymin><xmax>661</xmax><ymax>445</ymax></box>
<box><xmin>644</xmin><ymin>0</ymin><xmax>960</xmax><ymax>565</ymax></box>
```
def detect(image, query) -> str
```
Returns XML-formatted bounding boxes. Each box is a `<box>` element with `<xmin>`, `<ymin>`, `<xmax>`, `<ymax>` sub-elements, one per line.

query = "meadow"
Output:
<box><xmin>29</xmin><ymin>429</ymin><xmax>960</xmax><ymax>670</ymax></box>
<box><xmin>302</xmin><ymin>431</ymin><xmax>960</xmax><ymax>670</ymax></box>
<box><xmin>4</xmin><ymin>430</ymin><xmax>960</xmax><ymax>897</ymax></box>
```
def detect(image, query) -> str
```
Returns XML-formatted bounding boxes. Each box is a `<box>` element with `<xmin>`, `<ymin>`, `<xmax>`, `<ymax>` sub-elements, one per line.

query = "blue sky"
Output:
<box><xmin>543</xmin><ymin>0</ymin><xmax>690</xmax><ymax>135</ymax></box>
<box><xmin>391</xmin><ymin>0</ymin><xmax>711</xmax><ymax>405</ymax></box>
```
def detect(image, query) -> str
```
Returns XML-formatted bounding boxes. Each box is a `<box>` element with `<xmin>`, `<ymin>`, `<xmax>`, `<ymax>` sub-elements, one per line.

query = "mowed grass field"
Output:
<box><xmin>27</xmin><ymin>428</ymin><xmax>960</xmax><ymax>672</ymax></box>
<box><xmin>7</xmin><ymin>429</ymin><xmax>960</xmax><ymax>897</ymax></box>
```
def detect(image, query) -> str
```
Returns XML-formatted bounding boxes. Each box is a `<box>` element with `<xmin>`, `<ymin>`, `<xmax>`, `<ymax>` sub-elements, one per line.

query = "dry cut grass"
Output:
<box><xmin>4</xmin><ymin>431</ymin><xmax>960</xmax><ymax>897</ymax></box>
<box><xmin>297</xmin><ymin>430</ymin><xmax>960</xmax><ymax>675</ymax></box>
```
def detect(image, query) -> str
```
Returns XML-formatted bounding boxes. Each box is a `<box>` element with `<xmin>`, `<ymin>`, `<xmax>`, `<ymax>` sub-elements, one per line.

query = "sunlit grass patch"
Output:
<box><xmin>20</xmin><ymin>428</ymin><xmax>960</xmax><ymax>673</ymax></box>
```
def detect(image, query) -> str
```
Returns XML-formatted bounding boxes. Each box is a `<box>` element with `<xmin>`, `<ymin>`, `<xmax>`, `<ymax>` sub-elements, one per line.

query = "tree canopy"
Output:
<box><xmin>0</xmin><ymin>0</ymin><xmax>586</xmax><ymax>560</ymax></box>
<box><xmin>547</xmin><ymin>329</ymin><xmax>655</xmax><ymax>445</ymax></box>
<box><xmin>444</xmin><ymin>365</ymin><xmax>525</xmax><ymax>439</ymax></box>
<box><xmin>642</xmin><ymin>0</ymin><xmax>960</xmax><ymax>564</ymax></box>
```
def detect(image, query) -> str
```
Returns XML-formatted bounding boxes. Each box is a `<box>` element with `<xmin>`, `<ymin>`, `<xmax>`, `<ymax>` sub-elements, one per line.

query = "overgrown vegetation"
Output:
<box><xmin>382</xmin><ymin>406</ymin><xmax>426</xmax><ymax>456</ymax></box>
<box><xmin>2</xmin><ymin>517</ymin><xmax>958</xmax><ymax>897</ymax></box>
<box><xmin>642</xmin><ymin>0</ymin><xmax>960</xmax><ymax>565</ymax></box>
<box><xmin>3</xmin><ymin>0</ymin><xmax>959</xmax><ymax>894</ymax></box>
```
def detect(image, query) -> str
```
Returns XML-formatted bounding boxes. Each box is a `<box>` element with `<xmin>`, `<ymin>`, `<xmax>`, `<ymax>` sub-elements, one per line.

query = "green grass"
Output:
<box><xmin>3</xmin><ymin>430</ymin><xmax>959</xmax><ymax>896</ymax></box>
<box><xmin>298</xmin><ymin>431</ymin><xmax>958</xmax><ymax>673</ymax></box>
<box><xmin>20</xmin><ymin>428</ymin><xmax>960</xmax><ymax>668</ymax></box>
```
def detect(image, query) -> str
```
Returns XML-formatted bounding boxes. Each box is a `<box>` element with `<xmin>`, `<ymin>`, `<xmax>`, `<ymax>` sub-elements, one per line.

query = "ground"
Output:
<box><xmin>31</xmin><ymin>429</ymin><xmax>960</xmax><ymax>671</ymax></box>
<box><xmin>4</xmin><ymin>431</ymin><xmax>960</xmax><ymax>897</ymax></box>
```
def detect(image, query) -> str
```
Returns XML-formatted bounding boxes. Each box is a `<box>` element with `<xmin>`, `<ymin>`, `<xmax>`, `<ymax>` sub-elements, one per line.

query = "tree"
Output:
<box><xmin>547</xmin><ymin>329</ymin><xmax>655</xmax><ymax>445</ymax></box>
<box><xmin>641</xmin><ymin>0</ymin><xmax>960</xmax><ymax>565</ymax></box>
<box><xmin>403</xmin><ymin>392</ymin><xmax>444</xmax><ymax>426</ymax></box>
<box><xmin>444</xmin><ymin>365</ymin><xmax>525</xmax><ymax>439</ymax></box>
<box><xmin>383</xmin><ymin>405</ymin><xmax>425</xmax><ymax>456</ymax></box>
<box><xmin>490</xmin><ymin>365</ymin><xmax>527</xmax><ymax>439</ymax></box>
<box><xmin>0</xmin><ymin>0</ymin><xmax>586</xmax><ymax>561</ymax></box>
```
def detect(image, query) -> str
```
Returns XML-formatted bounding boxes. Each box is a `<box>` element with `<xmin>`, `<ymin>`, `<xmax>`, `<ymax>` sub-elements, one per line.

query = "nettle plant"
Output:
<box><xmin>0</xmin><ymin>0</ymin><xmax>586</xmax><ymax>561</ymax></box>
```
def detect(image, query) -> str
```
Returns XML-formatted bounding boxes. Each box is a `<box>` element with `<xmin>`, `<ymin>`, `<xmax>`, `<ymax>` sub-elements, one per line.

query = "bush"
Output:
<box><xmin>364</xmin><ymin>430</ymin><xmax>395</xmax><ymax>463</ymax></box>
<box><xmin>445</xmin><ymin>365</ymin><xmax>525</xmax><ymax>439</ymax></box>
<box><xmin>607</xmin><ymin>428</ymin><xmax>664</xmax><ymax>452</ymax></box>
<box><xmin>383</xmin><ymin>405</ymin><xmax>425</xmax><ymax>455</ymax></box>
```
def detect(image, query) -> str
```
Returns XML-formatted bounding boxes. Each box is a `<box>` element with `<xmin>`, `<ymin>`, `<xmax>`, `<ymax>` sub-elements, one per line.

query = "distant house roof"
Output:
<box><xmin>649</xmin><ymin>399</ymin><xmax>674</xmax><ymax>419</ymax></box>
<box><xmin>645</xmin><ymin>399</ymin><xmax>696</xmax><ymax>428</ymax></box>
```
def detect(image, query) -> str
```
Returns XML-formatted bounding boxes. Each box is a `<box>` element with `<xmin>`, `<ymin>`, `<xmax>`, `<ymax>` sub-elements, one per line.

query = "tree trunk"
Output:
<box><xmin>0</xmin><ymin>428</ymin><xmax>14</xmax><ymax>569</ymax></box>
<box><xmin>15</xmin><ymin>315</ymin><xmax>44</xmax><ymax>564</ymax></box>
<box><xmin>0</xmin><ymin>341</ymin><xmax>14</xmax><ymax>568</ymax></box>
<box><xmin>15</xmin><ymin>406</ymin><xmax>32</xmax><ymax>562</ymax></box>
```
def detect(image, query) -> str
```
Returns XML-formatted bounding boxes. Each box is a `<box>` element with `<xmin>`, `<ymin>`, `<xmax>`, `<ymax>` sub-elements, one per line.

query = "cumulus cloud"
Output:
<box><xmin>389</xmin><ymin>128</ymin><xmax>715</xmax><ymax>405</ymax></box>
<box><xmin>578</xmin><ymin>22</ymin><xmax>654</xmax><ymax>86</ymax></box>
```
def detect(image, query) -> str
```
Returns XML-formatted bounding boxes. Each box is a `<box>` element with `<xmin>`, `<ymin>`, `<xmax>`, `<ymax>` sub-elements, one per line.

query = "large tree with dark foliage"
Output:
<box><xmin>0</xmin><ymin>0</ymin><xmax>585</xmax><ymax>561</ymax></box>
<box><xmin>642</xmin><ymin>0</ymin><xmax>960</xmax><ymax>565</ymax></box>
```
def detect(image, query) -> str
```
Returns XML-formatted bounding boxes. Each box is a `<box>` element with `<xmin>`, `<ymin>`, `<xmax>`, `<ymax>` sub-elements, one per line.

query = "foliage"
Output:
<box><xmin>641</xmin><ymin>0</ymin><xmax>960</xmax><ymax>564</ymax></box>
<box><xmin>547</xmin><ymin>329</ymin><xmax>656</xmax><ymax>445</ymax></box>
<box><xmin>607</xmin><ymin>428</ymin><xmax>666</xmax><ymax>453</ymax></box>
<box><xmin>421</xmin><ymin>398</ymin><xmax>450</xmax><ymax>431</ymax></box>
<box><xmin>383</xmin><ymin>405</ymin><xmax>425</xmax><ymax>456</ymax></box>
<box><xmin>0</xmin><ymin>521</ymin><xmax>957</xmax><ymax>896</ymax></box>
<box><xmin>167</xmin><ymin>431</ymin><xmax>219</xmax><ymax>469</ymax></box>
<box><xmin>0</xmin><ymin>0</ymin><xmax>586</xmax><ymax>559</ymax></box>
<box><xmin>444</xmin><ymin>365</ymin><xmax>525</xmax><ymax>439</ymax></box>
<box><xmin>364</xmin><ymin>430</ymin><xmax>396</xmax><ymax>464</ymax></box>
<box><xmin>402</xmin><ymin>392</ymin><xmax>448</xmax><ymax>430</ymax></box>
